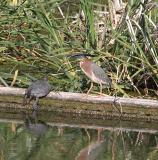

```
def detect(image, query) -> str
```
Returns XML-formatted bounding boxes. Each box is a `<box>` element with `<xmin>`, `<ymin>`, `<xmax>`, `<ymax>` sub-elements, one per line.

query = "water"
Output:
<box><xmin>0</xmin><ymin>110</ymin><xmax>158</xmax><ymax>160</ymax></box>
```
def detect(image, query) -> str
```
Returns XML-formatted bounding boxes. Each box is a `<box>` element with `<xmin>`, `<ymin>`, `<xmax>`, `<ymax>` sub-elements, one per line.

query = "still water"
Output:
<box><xmin>0</xmin><ymin>111</ymin><xmax>158</xmax><ymax>160</ymax></box>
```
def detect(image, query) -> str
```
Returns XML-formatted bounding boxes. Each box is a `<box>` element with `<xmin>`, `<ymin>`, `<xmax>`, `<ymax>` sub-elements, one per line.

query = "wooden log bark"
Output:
<box><xmin>0</xmin><ymin>87</ymin><xmax>158</xmax><ymax>121</ymax></box>
<box><xmin>0</xmin><ymin>86</ymin><xmax>158</xmax><ymax>107</ymax></box>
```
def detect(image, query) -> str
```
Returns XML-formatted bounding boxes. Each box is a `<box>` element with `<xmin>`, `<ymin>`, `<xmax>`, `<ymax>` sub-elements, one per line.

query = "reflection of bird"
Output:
<box><xmin>24</xmin><ymin>111</ymin><xmax>49</xmax><ymax>136</ymax></box>
<box><xmin>68</xmin><ymin>53</ymin><xmax>112</xmax><ymax>94</ymax></box>
<box><xmin>23</xmin><ymin>77</ymin><xmax>52</xmax><ymax>110</ymax></box>
<box><xmin>75</xmin><ymin>129</ymin><xmax>105</xmax><ymax>160</ymax></box>
<box><xmin>25</xmin><ymin>114</ymin><xmax>49</xmax><ymax>136</ymax></box>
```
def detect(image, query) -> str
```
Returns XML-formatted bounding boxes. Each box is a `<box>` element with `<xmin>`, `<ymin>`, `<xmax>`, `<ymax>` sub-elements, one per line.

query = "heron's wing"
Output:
<box><xmin>91</xmin><ymin>62</ymin><xmax>111</xmax><ymax>85</ymax></box>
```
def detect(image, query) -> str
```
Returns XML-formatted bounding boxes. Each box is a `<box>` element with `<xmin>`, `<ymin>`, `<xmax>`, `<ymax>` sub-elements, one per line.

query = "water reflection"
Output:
<box><xmin>24</xmin><ymin>111</ymin><xmax>49</xmax><ymax>136</ymax></box>
<box><xmin>75</xmin><ymin>129</ymin><xmax>106</xmax><ymax>160</ymax></box>
<box><xmin>0</xmin><ymin>112</ymin><xmax>158</xmax><ymax>160</ymax></box>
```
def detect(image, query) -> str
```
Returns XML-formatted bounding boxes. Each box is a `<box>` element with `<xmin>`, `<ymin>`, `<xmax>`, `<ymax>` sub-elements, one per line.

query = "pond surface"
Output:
<box><xmin>0</xmin><ymin>110</ymin><xmax>158</xmax><ymax>160</ymax></box>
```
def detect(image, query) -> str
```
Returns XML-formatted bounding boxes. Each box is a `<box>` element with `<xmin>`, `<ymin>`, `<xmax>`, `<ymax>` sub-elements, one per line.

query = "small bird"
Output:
<box><xmin>68</xmin><ymin>53</ymin><xmax>112</xmax><ymax>94</ymax></box>
<box><xmin>23</xmin><ymin>76</ymin><xmax>52</xmax><ymax>110</ymax></box>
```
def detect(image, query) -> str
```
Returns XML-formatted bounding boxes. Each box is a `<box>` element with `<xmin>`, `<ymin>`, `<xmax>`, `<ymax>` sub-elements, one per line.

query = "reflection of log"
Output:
<box><xmin>1</xmin><ymin>118</ymin><xmax>158</xmax><ymax>134</ymax></box>
<box><xmin>1</xmin><ymin>87</ymin><xmax>158</xmax><ymax>121</ymax></box>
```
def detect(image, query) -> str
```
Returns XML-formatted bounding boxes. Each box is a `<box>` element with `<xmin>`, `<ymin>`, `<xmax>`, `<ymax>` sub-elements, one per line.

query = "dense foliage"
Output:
<box><xmin>0</xmin><ymin>0</ymin><xmax>158</xmax><ymax>97</ymax></box>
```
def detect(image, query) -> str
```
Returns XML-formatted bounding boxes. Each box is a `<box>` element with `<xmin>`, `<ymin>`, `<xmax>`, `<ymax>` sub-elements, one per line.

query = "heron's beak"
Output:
<box><xmin>66</xmin><ymin>53</ymin><xmax>96</xmax><ymax>59</ymax></box>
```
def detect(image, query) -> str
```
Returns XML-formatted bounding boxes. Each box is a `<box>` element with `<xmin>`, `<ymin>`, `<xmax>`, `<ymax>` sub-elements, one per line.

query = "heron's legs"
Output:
<box><xmin>87</xmin><ymin>82</ymin><xmax>93</xmax><ymax>94</ymax></box>
<box><xmin>93</xmin><ymin>83</ymin><xmax>108</xmax><ymax>96</ymax></box>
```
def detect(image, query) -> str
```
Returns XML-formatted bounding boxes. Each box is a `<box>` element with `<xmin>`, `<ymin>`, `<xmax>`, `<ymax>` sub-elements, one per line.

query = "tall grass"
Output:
<box><xmin>0</xmin><ymin>0</ymin><xmax>158</xmax><ymax>97</ymax></box>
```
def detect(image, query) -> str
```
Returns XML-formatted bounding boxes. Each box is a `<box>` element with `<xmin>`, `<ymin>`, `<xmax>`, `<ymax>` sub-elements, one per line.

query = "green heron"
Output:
<box><xmin>23</xmin><ymin>77</ymin><xmax>52</xmax><ymax>110</ymax></box>
<box><xmin>68</xmin><ymin>53</ymin><xmax>112</xmax><ymax>94</ymax></box>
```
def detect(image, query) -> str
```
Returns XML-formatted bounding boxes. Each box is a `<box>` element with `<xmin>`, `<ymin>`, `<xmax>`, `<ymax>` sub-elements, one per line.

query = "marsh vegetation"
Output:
<box><xmin>0</xmin><ymin>0</ymin><xmax>158</xmax><ymax>97</ymax></box>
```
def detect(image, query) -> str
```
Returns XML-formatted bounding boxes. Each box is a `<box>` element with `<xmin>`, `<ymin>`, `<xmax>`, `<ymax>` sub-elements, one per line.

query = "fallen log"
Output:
<box><xmin>0</xmin><ymin>87</ymin><xmax>158</xmax><ymax>122</ymax></box>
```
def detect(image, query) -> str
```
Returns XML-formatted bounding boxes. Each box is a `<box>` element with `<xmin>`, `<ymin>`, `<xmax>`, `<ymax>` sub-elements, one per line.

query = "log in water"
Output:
<box><xmin>0</xmin><ymin>87</ymin><xmax>158</xmax><ymax>122</ymax></box>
